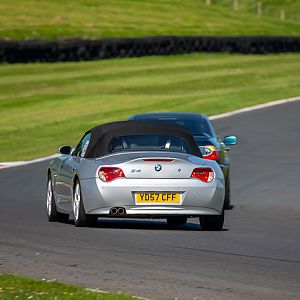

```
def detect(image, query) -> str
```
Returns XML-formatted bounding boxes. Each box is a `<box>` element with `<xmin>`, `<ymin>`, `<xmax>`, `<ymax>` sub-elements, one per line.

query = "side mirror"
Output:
<box><xmin>59</xmin><ymin>145</ymin><xmax>73</xmax><ymax>155</ymax></box>
<box><xmin>223</xmin><ymin>135</ymin><xmax>238</xmax><ymax>146</ymax></box>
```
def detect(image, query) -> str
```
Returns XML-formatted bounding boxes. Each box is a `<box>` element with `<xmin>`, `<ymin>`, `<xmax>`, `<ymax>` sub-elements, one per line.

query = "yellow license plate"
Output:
<box><xmin>135</xmin><ymin>192</ymin><xmax>180</xmax><ymax>204</ymax></box>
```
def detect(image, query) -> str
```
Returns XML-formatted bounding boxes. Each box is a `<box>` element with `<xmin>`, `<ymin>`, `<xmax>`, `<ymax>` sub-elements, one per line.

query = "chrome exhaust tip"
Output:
<box><xmin>110</xmin><ymin>207</ymin><xmax>126</xmax><ymax>216</ymax></box>
<box><xmin>117</xmin><ymin>207</ymin><xmax>125</xmax><ymax>215</ymax></box>
<box><xmin>110</xmin><ymin>207</ymin><xmax>118</xmax><ymax>215</ymax></box>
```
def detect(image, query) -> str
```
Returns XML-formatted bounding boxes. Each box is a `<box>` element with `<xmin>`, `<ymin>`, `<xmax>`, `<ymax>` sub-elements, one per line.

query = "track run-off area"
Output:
<box><xmin>0</xmin><ymin>100</ymin><xmax>300</xmax><ymax>300</ymax></box>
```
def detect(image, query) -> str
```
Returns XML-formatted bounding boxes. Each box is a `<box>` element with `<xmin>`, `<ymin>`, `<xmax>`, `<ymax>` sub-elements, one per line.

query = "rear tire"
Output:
<box><xmin>46</xmin><ymin>176</ymin><xmax>69</xmax><ymax>223</ymax></box>
<box><xmin>224</xmin><ymin>176</ymin><xmax>233</xmax><ymax>210</ymax></box>
<box><xmin>167</xmin><ymin>217</ymin><xmax>187</xmax><ymax>226</ymax></box>
<box><xmin>199</xmin><ymin>211</ymin><xmax>224</xmax><ymax>231</ymax></box>
<box><xmin>73</xmin><ymin>180</ymin><xmax>98</xmax><ymax>227</ymax></box>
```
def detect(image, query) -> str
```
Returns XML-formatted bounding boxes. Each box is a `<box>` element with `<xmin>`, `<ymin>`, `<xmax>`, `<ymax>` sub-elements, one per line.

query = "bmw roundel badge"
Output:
<box><xmin>155</xmin><ymin>164</ymin><xmax>162</xmax><ymax>172</ymax></box>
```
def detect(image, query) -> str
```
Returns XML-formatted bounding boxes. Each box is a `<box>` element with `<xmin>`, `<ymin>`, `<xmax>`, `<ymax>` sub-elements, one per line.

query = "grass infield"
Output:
<box><xmin>0</xmin><ymin>274</ymin><xmax>136</xmax><ymax>300</ymax></box>
<box><xmin>0</xmin><ymin>0</ymin><xmax>299</xmax><ymax>40</ymax></box>
<box><xmin>0</xmin><ymin>53</ymin><xmax>300</xmax><ymax>161</ymax></box>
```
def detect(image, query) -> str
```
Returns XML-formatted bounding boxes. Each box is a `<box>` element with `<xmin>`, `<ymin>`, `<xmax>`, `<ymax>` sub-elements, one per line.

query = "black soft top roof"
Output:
<box><xmin>84</xmin><ymin>120</ymin><xmax>202</xmax><ymax>158</ymax></box>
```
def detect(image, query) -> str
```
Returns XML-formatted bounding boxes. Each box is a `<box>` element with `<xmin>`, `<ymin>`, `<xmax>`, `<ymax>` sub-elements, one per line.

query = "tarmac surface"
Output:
<box><xmin>1</xmin><ymin>101</ymin><xmax>300</xmax><ymax>299</ymax></box>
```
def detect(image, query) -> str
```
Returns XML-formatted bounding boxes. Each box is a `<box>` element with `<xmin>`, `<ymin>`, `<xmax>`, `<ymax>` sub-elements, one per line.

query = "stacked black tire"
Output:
<box><xmin>1</xmin><ymin>36</ymin><xmax>300</xmax><ymax>63</ymax></box>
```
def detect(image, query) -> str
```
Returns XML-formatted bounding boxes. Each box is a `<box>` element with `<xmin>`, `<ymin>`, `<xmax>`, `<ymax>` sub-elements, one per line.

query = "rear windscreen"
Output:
<box><xmin>108</xmin><ymin>135</ymin><xmax>191</xmax><ymax>154</ymax></box>
<box><xmin>132</xmin><ymin>118</ymin><xmax>213</xmax><ymax>137</ymax></box>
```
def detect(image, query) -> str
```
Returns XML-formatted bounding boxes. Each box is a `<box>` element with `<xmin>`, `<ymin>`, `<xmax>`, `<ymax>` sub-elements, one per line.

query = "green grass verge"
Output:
<box><xmin>1</xmin><ymin>53</ymin><xmax>300</xmax><ymax>162</ymax></box>
<box><xmin>0</xmin><ymin>274</ymin><xmax>136</xmax><ymax>299</ymax></box>
<box><xmin>0</xmin><ymin>0</ymin><xmax>299</xmax><ymax>40</ymax></box>
<box><xmin>220</xmin><ymin>0</ymin><xmax>300</xmax><ymax>22</ymax></box>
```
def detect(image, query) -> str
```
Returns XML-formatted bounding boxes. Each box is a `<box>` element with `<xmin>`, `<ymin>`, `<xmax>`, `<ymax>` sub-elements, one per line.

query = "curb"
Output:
<box><xmin>1</xmin><ymin>96</ymin><xmax>299</xmax><ymax>170</ymax></box>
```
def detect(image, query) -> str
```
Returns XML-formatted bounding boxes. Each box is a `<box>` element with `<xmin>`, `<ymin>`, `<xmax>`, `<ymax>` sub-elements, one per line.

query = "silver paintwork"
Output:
<box><xmin>48</xmin><ymin>151</ymin><xmax>225</xmax><ymax>218</ymax></box>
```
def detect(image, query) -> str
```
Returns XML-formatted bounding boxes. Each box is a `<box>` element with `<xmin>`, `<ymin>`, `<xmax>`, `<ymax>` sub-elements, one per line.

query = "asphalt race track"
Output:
<box><xmin>1</xmin><ymin>101</ymin><xmax>300</xmax><ymax>300</ymax></box>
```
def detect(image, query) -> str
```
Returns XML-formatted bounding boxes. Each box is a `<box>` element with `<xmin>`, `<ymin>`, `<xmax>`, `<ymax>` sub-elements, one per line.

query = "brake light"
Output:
<box><xmin>143</xmin><ymin>159</ymin><xmax>174</xmax><ymax>162</ymax></box>
<box><xmin>191</xmin><ymin>167</ymin><xmax>214</xmax><ymax>183</ymax></box>
<box><xmin>201</xmin><ymin>145</ymin><xmax>219</xmax><ymax>161</ymax></box>
<box><xmin>98</xmin><ymin>167</ymin><xmax>125</xmax><ymax>182</ymax></box>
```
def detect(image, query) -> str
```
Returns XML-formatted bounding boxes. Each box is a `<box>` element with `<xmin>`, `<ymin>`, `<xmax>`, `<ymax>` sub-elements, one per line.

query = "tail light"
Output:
<box><xmin>98</xmin><ymin>167</ymin><xmax>125</xmax><ymax>182</ymax></box>
<box><xmin>191</xmin><ymin>167</ymin><xmax>214</xmax><ymax>183</ymax></box>
<box><xmin>201</xmin><ymin>145</ymin><xmax>219</xmax><ymax>161</ymax></box>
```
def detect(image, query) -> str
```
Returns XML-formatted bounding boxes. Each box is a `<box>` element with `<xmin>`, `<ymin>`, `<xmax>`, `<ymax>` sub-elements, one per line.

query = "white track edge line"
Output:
<box><xmin>209</xmin><ymin>96</ymin><xmax>300</xmax><ymax>120</ymax></box>
<box><xmin>1</xmin><ymin>96</ymin><xmax>299</xmax><ymax>170</ymax></box>
<box><xmin>0</xmin><ymin>154</ymin><xmax>59</xmax><ymax>169</ymax></box>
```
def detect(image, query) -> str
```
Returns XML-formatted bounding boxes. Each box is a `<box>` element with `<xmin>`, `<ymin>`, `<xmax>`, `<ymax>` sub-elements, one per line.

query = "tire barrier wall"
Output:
<box><xmin>1</xmin><ymin>36</ymin><xmax>300</xmax><ymax>63</ymax></box>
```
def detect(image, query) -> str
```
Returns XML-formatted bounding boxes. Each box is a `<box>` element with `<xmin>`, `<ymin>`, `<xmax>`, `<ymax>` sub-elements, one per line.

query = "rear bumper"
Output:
<box><xmin>80</xmin><ymin>178</ymin><xmax>225</xmax><ymax>215</ymax></box>
<box><xmin>88</xmin><ymin>206</ymin><xmax>221</xmax><ymax>217</ymax></box>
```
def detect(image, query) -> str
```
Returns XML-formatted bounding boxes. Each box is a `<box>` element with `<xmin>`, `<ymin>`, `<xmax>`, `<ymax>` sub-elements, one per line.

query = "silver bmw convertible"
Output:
<box><xmin>47</xmin><ymin>121</ymin><xmax>225</xmax><ymax>230</ymax></box>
